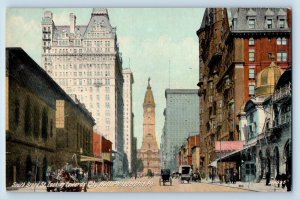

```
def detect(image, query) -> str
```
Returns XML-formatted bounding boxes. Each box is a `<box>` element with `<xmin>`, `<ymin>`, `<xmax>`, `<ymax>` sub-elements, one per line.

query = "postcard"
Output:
<box><xmin>5</xmin><ymin>8</ymin><xmax>292</xmax><ymax>192</ymax></box>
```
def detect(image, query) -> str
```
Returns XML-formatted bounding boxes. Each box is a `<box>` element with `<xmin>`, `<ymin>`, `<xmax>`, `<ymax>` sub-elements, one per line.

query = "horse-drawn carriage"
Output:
<box><xmin>159</xmin><ymin>169</ymin><xmax>172</xmax><ymax>186</ymax></box>
<box><xmin>46</xmin><ymin>168</ymin><xmax>88</xmax><ymax>192</ymax></box>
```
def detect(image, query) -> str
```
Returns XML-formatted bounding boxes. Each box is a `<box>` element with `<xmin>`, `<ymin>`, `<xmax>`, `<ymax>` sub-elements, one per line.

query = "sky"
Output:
<box><xmin>6</xmin><ymin>8</ymin><xmax>204</xmax><ymax>148</ymax></box>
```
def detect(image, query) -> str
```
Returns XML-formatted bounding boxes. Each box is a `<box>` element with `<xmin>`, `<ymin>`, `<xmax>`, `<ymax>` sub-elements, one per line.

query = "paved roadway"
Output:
<box><xmin>88</xmin><ymin>176</ymin><xmax>249</xmax><ymax>192</ymax></box>
<box><xmin>7</xmin><ymin>176</ymin><xmax>250</xmax><ymax>192</ymax></box>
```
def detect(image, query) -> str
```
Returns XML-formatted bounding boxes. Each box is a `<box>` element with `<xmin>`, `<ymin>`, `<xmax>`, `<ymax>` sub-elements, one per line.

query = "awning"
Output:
<box><xmin>209</xmin><ymin>160</ymin><xmax>219</xmax><ymax>168</ymax></box>
<box><xmin>217</xmin><ymin>143</ymin><xmax>256</xmax><ymax>162</ymax></box>
<box><xmin>209</xmin><ymin>143</ymin><xmax>257</xmax><ymax>166</ymax></box>
<box><xmin>80</xmin><ymin>155</ymin><xmax>102</xmax><ymax>162</ymax></box>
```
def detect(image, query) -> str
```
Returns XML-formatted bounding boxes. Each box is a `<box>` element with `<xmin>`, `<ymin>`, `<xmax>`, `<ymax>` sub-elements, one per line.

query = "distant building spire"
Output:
<box><xmin>148</xmin><ymin>77</ymin><xmax>151</xmax><ymax>88</ymax></box>
<box><xmin>144</xmin><ymin>77</ymin><xmax>155</xmax><ymax>106</ymax></box>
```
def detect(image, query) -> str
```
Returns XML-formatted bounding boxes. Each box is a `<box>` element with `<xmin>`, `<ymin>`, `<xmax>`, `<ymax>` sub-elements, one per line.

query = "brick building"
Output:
<box><xmin>178</xmin><ymin>134</ymin><xmax>200</xmax><ymax>170</ymax></box>
<box><xmin>196</xmin><ymin>8</ymin><xmax>291</xmax><ymax>177</ymax></box>
<box><xmin>93</xmin><ymin>132</ymin><xmax>113</xmax><ymax>179</ymax></box>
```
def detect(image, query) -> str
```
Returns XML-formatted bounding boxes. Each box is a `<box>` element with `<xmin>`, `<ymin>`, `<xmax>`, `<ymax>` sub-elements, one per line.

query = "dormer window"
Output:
<box><xmin>232</xmin><ymin>18</ymin><xmax>237</xmax><ymax>29</ymax></box>
<box><xmin>248</xmin><ymin>19</ymin><xmax>255</xmax><ymax>29</ymax></box>
<box><xmin>279</xmin><ymin>18</ymin><xmax>285</xmax><ymax>29</ymax></box>
<box><xmin>267</xmin><ymin>18</ymin><xmax>273</xmax><ymax>29</ymax></box>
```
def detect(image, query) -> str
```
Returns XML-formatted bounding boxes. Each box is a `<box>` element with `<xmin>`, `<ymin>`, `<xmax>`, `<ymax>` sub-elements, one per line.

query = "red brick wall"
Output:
<box><xmin>93</xmin><ymin>132</ymin><xmax>100</xmax><ymax>157</ymax></box>
<box><xmin>243</xmin><ymin>36</ymin><xmax>291</xmax><ymax>101</ymax></box>
<box><xmin>102</xmin><ymin>136</ymin><xmax>112</xmax><ymax>153</ymax></box>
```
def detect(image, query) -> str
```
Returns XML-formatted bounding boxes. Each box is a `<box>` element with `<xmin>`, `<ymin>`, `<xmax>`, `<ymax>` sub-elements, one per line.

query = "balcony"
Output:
<box><xmin>273</xmin><ymin>83</ymin><xmax>291</xmax><ymax>102</ymax></box>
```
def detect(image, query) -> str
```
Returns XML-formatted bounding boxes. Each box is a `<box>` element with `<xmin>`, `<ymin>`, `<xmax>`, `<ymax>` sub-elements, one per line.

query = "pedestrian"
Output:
<box><xmin>286</xmin><ymin>173</ymin><xmax>291</xmax><ymax>192</ymax></box>
<box><xmin>225</xmin><ymin>171</ymin><xmax>230</xmax><ymax>184</ymax></box>
<box><xmin>266</xmin><ymin>171</ymin><xmax>271</xmax><ymax>186</ymax></box>
<box><xmin>233</xmin><ymin>169</ymin><xmax>237</xmax><ymax>184</ymax></box>
<box><xmin>27</xmin><ymin>170</ymin><xmax>32</xmax><ymax>183</ymax></box>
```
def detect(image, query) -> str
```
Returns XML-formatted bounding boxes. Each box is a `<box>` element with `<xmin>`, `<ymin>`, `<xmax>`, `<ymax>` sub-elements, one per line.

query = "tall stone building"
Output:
<box><xmin>161</xmin><ymin>89</ymin><xmax>199</xmax><ymax>171</ymax></box>
<box><xmin>41</xmin><ymin>8</ymin><xmax>125</xmax><ymax>176</ymax></box>
<box><xmin>196</xmin><ymin>8</ymin><xmax>291</xmax><ymax>176</ymax></box>
<box><xmin>138</xmin><ymin>78</ymin><xmax>160</xmax><ymax>175</ymax></box>
<box><xmin>122</xmin><ymin>68</ymin><xmax>134</xmax><ymax>174</ymax></box>
<box><xmin>6</xmin><ymin>48</ymin><xmax>95</xmax><ymax>186</ymax></box>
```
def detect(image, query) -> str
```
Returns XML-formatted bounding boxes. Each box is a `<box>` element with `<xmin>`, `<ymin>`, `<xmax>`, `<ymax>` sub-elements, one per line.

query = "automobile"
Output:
<box><xmin>178</xmin><ymin>165</ymin><xmax>192</xmax><ymax>184</ymax></box>
<box><xmin>159</xmin><ymin>169</ymin><xmax>172</xmax><ymax>186</ymax></box>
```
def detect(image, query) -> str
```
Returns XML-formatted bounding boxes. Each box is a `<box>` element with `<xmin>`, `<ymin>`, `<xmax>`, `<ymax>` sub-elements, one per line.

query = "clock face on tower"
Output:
<box><xmin>147</xmin><ymin>107</ymin><xmax>151</xmax><ymax>112</ymax></box>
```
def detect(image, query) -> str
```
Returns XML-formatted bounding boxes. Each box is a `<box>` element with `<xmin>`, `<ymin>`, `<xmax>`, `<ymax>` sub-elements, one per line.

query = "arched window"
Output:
<box><xmin>274</xmin><ymin>147</ymin><xmax>280</xmax><ymax>176</ymax></box>
<box><xmin>41</xmin><ymin>108</ymin><xmax>48</xmax><ymax>141</ymax></box>
<box><xmin>249</xmin><ymin>38</ymin><xmax>255</xmax><ymax>45</ymax></box>
<box><xmin>16</xmin><ymin>157</ymin><xmax>21</xmax><ymax>183</ymax></box>
<box><xmin>26</xmin><ymin>155</ymin><xmax>33</xmax><ymax>182</ymax></box>
<box><xmin>33</xmin><ymin>106</ymin><xmax>40</xmax><ymax>138</ymax></box>
<box><xmin>24</xmin><ymin>98</ymin><xmax>32</xmax><ymax>135</ymax></box>
<box><xmin>14</xmin><ymin>99</ymin><xmax>20</xmax><ymax>126</ymax></box>
<box><xmin>50</xmin><ymin>119</ymin><xmax>53</xmax><ymax>137</ymax></box>
<box><xmin>42</xmin><ymin>157</ymin><xmax>48</xmax><ymax>182</ymax></box>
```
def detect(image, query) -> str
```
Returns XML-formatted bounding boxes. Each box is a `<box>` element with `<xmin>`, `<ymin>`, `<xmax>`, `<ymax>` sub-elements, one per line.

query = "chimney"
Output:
<box><xmin>70</xmin><ymin>13</ymin><xmax>76</xmax><ymax>34</ymax></box>
<box><xmin>44</xmin><ymin>11</ymin><xmax>53</xmax><ymax>19</ymax></box>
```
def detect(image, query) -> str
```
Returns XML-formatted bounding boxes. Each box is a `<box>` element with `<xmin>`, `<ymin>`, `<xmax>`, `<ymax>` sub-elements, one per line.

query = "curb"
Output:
<box><xmin>200</xmin><ymin>181</ymin><xmax>286</xmax><ymax>192</ymax></box>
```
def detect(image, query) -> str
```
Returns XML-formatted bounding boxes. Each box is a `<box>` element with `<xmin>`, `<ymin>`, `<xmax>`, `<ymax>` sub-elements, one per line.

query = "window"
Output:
<box><xmin>33</xmin><ymin>106</ymin><xmax>40</xmax><ymax>138</ymax></box>
<box><xmin>277</xmin><ymin>38</ymin><xmax>281</xmax><ymax>45</ymax></box>
<box><xmin>14</xmin><ymin>99</ymin><xmax>20</xmax><ymax>126</ymax></box>
<box><xmin>279</xmin><ymin>19</ymin><xmax>285</xmax><ymax>29</ymax></box>
<box><xmin>24</xmin><ymin>98</ymin><xmax>32</xmax><ymax>135</ymax></box>
<box><xmin>267</xmin><ymin>19</ymin><xmax>273</xmax><ymax>29</ymax></box>
<box><xmin>249</xmin><ymin>38</ymin><xmax>255</xmax><ymax>46</ymax></box>
<box><xmin>248</xmin><ymin>19</ymin><xmax>255</xmax><ymax>29</ymax></box>
<box><xmin>282</xmin><ymin>37</ymin><xmax>287</xmax><ymax>45</ymax></box>
<box><xmin>249</xmin><ymin>68</ymin><xmax>255</xmax><ymax>79</ymax></box>
<box><xmin>41</xmin><ymin>108</ymin><xmax>48</xmax><ymax>141</ymax></box>
<box><xmin>277</xmin><ymin>52</ymin><xmax>287</xmax><ymax>61</ymax></box>
<box><xmin>249</xmin><ymin>49</ymin><xmax>255</xmax><ymax>61</ymax></box>
<box><xmin>232</xmin><ymin>18</ymin><xmax>237</xmax><ymax>29</ymax></box>
<box><xmin>249</xmin><ymin>84</ymin><xmax>255</xmax><ymax>95</ymax></box>
<box><xmin>277</xmin><ymin>37</ymin><xmax>287</xmax><ymax>45</ymax></box>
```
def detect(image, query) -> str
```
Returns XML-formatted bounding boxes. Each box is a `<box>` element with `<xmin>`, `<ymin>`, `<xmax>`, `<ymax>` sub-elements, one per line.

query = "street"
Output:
<box><xmin>8</xmin><ymin>176</ymin><xmax>250</xmax><ymax>192</ymax></box>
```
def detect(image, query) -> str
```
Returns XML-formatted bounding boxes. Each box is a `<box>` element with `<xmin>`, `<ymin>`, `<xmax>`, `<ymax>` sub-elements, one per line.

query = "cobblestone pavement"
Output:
<box><xmin>7</xmin><ymin>177</ymin><xmax>289</xmax><ymax>192</ymax></box>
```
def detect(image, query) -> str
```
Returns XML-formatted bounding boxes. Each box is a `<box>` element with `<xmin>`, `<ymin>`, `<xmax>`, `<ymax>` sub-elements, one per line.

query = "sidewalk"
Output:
<box><xmin>201</xmin><ymin>179</ymin><xmax>287</xmax><ymax>192</ymax></box>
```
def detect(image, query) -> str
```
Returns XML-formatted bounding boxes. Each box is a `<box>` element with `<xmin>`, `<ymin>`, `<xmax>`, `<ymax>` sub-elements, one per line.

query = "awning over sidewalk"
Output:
<box><xmin>209</xmin><ymin>160</ymin><xmax>219</xmax><ymax>168</ymax></box>
<box><xmin>209</xmin><ymin>143</ymin><xmax>257</xmax><ymax>166</ymax></box>
<box><xmin>80</xmin><ymin>155</ymin><xmax>102</xmax><ymax>162</ymax></box>
<box><xmin>217</xmin><ymin>143</ymin><xmax>256</xmax><ymax>162</ymax></box>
